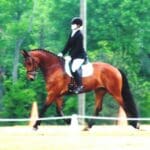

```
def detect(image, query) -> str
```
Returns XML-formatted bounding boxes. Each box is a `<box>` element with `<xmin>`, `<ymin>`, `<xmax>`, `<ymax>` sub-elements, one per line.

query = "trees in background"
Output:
<box><xmin>0</xmin><ymin>0</ymin><xmax>149</xmax><ymax>124</ymax></box>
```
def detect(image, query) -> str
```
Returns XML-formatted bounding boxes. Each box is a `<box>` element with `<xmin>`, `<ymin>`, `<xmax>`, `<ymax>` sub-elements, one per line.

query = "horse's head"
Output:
<box><xmin>21</xmin><ymin>50</ymin><xmax>39</xmax><ymax>81</ymax></box>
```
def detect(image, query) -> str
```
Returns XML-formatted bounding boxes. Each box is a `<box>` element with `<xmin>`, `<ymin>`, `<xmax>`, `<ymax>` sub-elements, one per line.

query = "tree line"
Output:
<box><xmin>0</xmin><ymin>0</ymin><xmax>149</xmax><ymax>125</ymax></box>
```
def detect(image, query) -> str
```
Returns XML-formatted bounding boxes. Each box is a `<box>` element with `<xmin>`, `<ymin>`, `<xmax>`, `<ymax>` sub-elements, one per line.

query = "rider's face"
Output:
<box><xmin>71</xmin><ymin>24</ymin><xmax>78</xmax><ymax>30</ymax></box>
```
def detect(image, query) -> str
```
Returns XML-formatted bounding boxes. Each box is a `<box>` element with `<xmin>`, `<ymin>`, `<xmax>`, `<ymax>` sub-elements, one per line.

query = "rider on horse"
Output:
<box><xmin>58</xmin><ymin>17</ymin><xmax>87</xmax><ymax>94</ymax></box>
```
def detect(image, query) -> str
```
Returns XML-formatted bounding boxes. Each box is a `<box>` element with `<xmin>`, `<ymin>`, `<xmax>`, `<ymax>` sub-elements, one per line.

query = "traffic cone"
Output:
<box><xmin>117</xmin><ymin>106</ymin><xmax>128</xmax><ymax>126</ymax></box>
<box><xmin>29</xmin><ymin>101</ymin><xmax>39</xmax><ymax>126</ymax></box>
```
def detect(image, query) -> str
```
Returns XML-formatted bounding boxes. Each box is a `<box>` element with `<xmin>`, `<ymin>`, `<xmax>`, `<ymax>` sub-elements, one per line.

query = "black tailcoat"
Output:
<box><xmin>62</xmin><ymin>30</ymin><xmax>86</xmax><ymax>59</ymax></box>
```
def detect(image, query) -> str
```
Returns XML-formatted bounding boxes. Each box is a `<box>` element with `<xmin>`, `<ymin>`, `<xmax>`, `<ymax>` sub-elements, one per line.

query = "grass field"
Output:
<box><xmin>0</xmin><ymin>125</ymin><xmax>150</xmax><ymax>150</ymax></box>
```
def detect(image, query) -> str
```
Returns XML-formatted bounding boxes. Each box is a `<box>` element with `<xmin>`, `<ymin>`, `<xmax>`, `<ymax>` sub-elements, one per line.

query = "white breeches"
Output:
<box><xmin>71</xmin><ymin>59</ymin><xmax>84</xmax><ymax>72</ymax></box>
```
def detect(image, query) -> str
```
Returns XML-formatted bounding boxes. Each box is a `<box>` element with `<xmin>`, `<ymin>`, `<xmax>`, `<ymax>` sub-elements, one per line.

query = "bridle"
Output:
<box><xmin>27</xmin><ymin>70</ymin><xmax>37</xmax><ymax>76</ymax></box>
<box><xmin>26</xmin><ymin>57</ymin><xmax>38</xmax><ymax>76</ymax></box>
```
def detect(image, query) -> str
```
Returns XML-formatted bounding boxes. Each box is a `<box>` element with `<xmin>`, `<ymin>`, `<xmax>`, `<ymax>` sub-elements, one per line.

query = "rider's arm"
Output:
<box><xmin>61</xmin><ymin>34</ymin><xmax>71</xmax><ymax>56</ymax></box>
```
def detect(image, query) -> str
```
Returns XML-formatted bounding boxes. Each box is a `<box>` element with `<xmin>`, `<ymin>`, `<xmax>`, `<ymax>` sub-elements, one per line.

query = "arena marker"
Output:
<box><xmin>29</xmin><ymin>101</ymin><xmax>39</xmax><ymax>126</ymax></box>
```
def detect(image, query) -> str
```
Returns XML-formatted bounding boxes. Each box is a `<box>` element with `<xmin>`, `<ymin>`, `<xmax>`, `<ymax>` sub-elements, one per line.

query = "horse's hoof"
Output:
<box><xmin>33</xmin><ymin>125</ymin><xmax>38</xmax><ymax>131</ymax></box>
<box><xmin>82</xmin><ymin>127</ymin><xmax>89</xmax><ymax>131</ymax></box>
<box><xmin>87</xmin><ymin>122</ymin><xmax>94</xmax><ymax>129</ymax></box>
<box><xmin>65</xmin><ymin>119</ymin><xmax>71</xmax><ymax>125</ymax></box>
<box><xmin>136</xmin><ymin>123</ymin><xmax>140</xmax><ymax>130</ymax></box>
<box><xmin>131</xmin><ymin>122</ymin><xmax>140</xmax><ymax>130</ymax></box>
<box><xmin>33</xmin><ymin>127</ymin><xmax>38</xmax><ymax>131</ymax></box>
<box><xmin>82</xmin><ymin>123</ymin><xmax>90</xmax><ymax>131</ymax></box>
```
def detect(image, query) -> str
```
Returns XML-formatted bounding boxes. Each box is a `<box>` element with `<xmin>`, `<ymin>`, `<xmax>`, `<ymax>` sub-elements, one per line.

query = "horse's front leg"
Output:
<box><xmin>55</xmin><ymin>97</ymin><xmax>71</xmax><ymax>125</ymax></box>
<box><xmin>33</xmin><ymin>104</ymin><xmax>49</xmax><ymax>130</ymax></box>
<box><xmin>33</xmin><ymin>95</ymin><xmax>54</xmax><ymax>130</ymax></box>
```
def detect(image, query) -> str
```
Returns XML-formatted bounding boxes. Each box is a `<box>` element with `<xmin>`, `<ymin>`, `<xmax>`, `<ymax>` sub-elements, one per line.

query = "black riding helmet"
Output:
<box><xmin>71</xmin><ymin>17</ymin><xmax>83</xmax><ymax>26</ymax></box>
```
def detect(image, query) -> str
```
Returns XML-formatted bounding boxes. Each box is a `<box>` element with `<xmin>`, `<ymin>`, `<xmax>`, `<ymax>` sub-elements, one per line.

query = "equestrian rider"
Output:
<box><xmin>58</xmin><ymin>17</ymin><xmax>87</xmax><ymax>94</ymax></box>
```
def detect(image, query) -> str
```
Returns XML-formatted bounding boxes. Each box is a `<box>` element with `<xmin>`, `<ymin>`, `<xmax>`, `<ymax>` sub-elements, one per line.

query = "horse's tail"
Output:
<box><xmin>119</xmin><ymin>69</ymin><xmax>139</xmax><ymax>129</ymax></box>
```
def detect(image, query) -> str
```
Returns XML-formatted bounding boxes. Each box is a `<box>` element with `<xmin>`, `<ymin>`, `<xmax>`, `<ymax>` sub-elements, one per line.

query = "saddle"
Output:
<box><xmin>64</xmin><ymin>56</ymin><xmax>93</xmax><ymax>93</ymax></box>
<box><xmin>64</xmin><ymin>56</ymin><xmax>93</xmax><ymax>77</ymax></box>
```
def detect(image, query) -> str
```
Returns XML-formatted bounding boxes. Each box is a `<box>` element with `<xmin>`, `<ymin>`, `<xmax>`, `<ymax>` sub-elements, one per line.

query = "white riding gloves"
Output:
<box><xmin>58</xmin><ymin>53</ymin><xmax>63</xmax><ymax>57</ymax></box>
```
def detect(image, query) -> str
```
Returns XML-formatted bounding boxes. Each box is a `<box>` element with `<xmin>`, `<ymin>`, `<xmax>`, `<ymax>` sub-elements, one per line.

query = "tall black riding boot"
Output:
<box><xmin>72</xmin><ymin>69</ymin><xmax>84</xmax><ymax>94</ymax></box>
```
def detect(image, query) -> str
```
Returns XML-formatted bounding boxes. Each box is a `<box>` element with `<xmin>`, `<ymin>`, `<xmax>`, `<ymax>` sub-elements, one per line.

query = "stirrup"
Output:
<box><xmin>72</xmin><ymin>85</ymin><xmax>84</xmax><ymax>94</ymax></box>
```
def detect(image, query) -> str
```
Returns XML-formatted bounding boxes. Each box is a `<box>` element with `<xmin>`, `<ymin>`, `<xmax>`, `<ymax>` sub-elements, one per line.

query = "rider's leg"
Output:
<box><xmin>71</xmin><ymin>59</ymin><xmax>84</xmax><ymax>94</ymax></box>
<box><xmin>72</xmin><ymin>68</ymin><xmax>84</xmax><ymax>94</ymax></box>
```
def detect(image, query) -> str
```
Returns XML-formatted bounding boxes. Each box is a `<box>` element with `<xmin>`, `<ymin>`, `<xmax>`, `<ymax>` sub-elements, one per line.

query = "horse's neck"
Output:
<box><xmin>36</xmin><ymin>52</ymin><xmax>63</xmax><ymax>77</ymax></box>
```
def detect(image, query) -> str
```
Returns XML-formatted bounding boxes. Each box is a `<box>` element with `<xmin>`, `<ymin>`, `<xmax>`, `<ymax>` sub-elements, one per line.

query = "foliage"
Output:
<box><xmin>0</xmin><ymin>0</ymin><xmax>149</xmax><ymax>125</ymax></box>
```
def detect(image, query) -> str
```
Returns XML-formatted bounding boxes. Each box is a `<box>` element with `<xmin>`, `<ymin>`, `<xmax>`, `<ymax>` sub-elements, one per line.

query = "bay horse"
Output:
<box><xmin>21</xmin><ymin>49</ymin><xmax>139</xmax><ymax>130</ymax></box>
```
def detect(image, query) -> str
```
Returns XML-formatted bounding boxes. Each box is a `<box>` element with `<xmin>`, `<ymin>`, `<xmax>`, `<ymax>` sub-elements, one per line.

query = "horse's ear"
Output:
<box><xmin>21</xmin><ymin>50</ymin><xmax>30</xmax><ymax>58</ymax></box>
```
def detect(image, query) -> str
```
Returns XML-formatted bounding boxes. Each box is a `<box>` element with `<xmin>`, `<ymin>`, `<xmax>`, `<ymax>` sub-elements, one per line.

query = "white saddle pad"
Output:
<box><xmin>64</xmin><ymin>56</ymin><xmax>93</xmax><ymax>77</ymax></box>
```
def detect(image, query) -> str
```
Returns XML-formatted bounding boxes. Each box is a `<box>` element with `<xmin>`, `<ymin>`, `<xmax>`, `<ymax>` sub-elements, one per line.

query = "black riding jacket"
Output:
<box><xmin>62</xmin><ymin>30</ymin><xmax>86</xmax><ymax>59</ymax></box>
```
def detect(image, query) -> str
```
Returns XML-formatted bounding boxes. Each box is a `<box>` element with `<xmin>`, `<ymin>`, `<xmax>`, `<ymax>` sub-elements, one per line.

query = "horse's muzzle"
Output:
<box><xmin>27</xmin><ymin>74</ymin><xmax>35</xmax><ymax>81</ymax></box>
<box><xmin>27</xmin><ymin>71</ymin><xmax>36</xmax><ymax>81</ymax></box>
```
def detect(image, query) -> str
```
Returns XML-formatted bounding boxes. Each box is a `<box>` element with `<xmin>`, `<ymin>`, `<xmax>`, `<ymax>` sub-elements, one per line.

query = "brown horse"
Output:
<box><xmin>21</xmin><ymin>49</ymin><xmax>139</xmax><ymax>130</ymax></box>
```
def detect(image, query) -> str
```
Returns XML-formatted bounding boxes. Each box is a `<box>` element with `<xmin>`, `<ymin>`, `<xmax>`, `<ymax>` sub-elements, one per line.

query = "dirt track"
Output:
<box><xmin>0</xmin><ymin>125</ymin><xmax>150</xmax><ymax>150</ymax></box>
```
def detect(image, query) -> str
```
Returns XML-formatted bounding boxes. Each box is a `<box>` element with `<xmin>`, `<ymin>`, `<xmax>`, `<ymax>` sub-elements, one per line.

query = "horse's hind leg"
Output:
<box><xmin>55</xmin><ymin>97</ymin><xmax>71</xmax><ymax>124</ymax></box>
<box><xmin>86</xmin><ymin>88</ymin><xmax>106</xmax><ymax>129</ymax></box>
<box><xmin>113</xmin><ymin>94</ymin><xmax>139</xmax><ymax>129</ymax></box>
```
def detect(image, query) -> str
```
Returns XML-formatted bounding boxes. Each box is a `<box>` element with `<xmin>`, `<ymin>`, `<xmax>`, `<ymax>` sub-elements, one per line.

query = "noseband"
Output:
<box><xmin>27</xmin><ymin>70</ymin><xmax>37</xmax><ymax>76</ymax></box>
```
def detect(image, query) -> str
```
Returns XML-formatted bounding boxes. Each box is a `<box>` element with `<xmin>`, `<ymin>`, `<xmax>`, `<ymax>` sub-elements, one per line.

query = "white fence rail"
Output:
<box><xmin>0</xmin><ymin>115</ymin><xmax>150</xmax><ymax>122</ymax></box>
